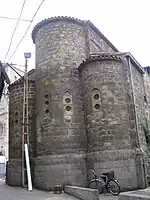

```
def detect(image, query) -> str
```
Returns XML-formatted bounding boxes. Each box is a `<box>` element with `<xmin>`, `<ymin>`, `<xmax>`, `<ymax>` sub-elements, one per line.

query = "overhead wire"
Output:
<box><xmin>0</xmin><ymin>16</ymin><xmax>31</xmax><ymax>22</ymax></box>
<box><xmin>9</xmin><ymin>64</ymin><xmax>25</xmax><ymax>74</ymax></box>
<box><xmin>7</xmin><ymin>0</ymin><xmax>45</xmax><ymax>63</ymax></box>
<box><xmin>4</xmin><ymin>0</ymin><xmax>27</xmax><ymax>63</ymax></box>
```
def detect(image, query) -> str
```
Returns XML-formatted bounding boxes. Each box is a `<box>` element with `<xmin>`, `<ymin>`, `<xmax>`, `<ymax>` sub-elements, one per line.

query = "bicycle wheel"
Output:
<box><xmin>107</xmin><ymin>179</ymin><xmax>120</xmax><ymax>195</ymax></box>
<box><xmin>88</xmin><ymin>180</ymin><xmax>103</xmax><ymax>193</ymax></box>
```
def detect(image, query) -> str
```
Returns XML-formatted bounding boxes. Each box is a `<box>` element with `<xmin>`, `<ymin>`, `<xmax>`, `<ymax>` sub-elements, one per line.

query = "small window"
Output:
<box><xmin>15</xmin><ymin>111</ymin><xmax>18</xmax><ymax>116</ymax></box>
<box><xmin>65</xmin><ymin>98</ymin><xmax>71</xmax><ymax>103</ymax></box>
<box><xmin>65</xmin><ymin>91</ymin><xmax>70</xmax><ymax>96</ymax></box>
<box><xmin>66</xmin><ymin>106</ymin><xmax>72</xmax><ymax>112</ymax></box>
<box><xmin>95</xmin><ymin>104</ymin><xmax>100</xmax><ymax>110</ymax></box>
<box><xmin>44</xmin><ymin>94</ymin><xmax>49</xmax><ymax>99</ymax></box>
<box><xmin>45</xmin><ymin>101</ymin><xmax>49</xmax><ymax>105</ymax></box>
<box><xmin>15</xmin><ymin>120</ymin><xmax>18</xmax><ymax>124</ymax></box>
<box><xmin>144</xmin><ymin>95</ymin><xmax>147</xmax><ymax>103</ymax></box>
<box><xmin>94</xmin><ymin>94</ymin><xmax>100</xmax><ymax>100</ymax></box>
<box><xmin>0</xmin><ymin>123</ymin><xmax>3</xmax><ymax>137</ymax></box>
<box><xmin>45</xmin><ymin>109</ymin><xmax>49</xmax><ymax>114</ymax></box>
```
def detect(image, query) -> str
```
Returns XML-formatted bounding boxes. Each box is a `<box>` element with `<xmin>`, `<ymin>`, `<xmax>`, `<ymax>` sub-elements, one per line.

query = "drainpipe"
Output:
<box><xmin>127</xmin><ymin>55</ymin><xmax>148</xmax><ymax>188</ymax></box>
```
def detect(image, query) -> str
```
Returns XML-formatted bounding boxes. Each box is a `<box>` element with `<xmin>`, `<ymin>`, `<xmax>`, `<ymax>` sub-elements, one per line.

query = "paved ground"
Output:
<box><xmin>119</xmin><ymin>187</ymin><xmax>150</xmax><ymax>199</ymax></box>
<box><xmin>100</xmin><ymin>193</ymin><xmax>118</xmax><ymax>200</ymax></box>
<box><xmin>0</xmin><ymin>180</ymin><xmax>118</xmax><ymax>200</ymax></box>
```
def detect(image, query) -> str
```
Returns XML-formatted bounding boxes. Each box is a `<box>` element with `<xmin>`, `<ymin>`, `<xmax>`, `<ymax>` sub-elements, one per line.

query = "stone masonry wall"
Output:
<box><xmin>33</xmin><ymin>18</ymin><xmax>87</xmax><ymax>190</ymax></box>
<box><xmin>87</xmin><ymin>25</ymin><xmax>116</xmax><ymax>54</ymax></box>
<box><xmin>131</xmin><ymin>63</ymin><xmax>148</xmax><ymax>152</ymax></box>
<box><xmin>7</xmin><ymin>80</ymin><xmax>36</xmax><ymax>186</ymax></box>
<box><xmin>144</xmin><ymin>72</ymin><xmax>150</xmax><ymax>120</ymax></box>
<box><xmin>7</xmin><ymin>16</ymin><xmax>149</xmax><ymax>191</ymax></box>
<box><xmin>121</xmin><ymin>56</ymin><xmax>147</xmax><ymax>189</ymax></box>
<box><xmin>34</xmin><ymin>20</ymin><xmax>87</xmax><ymax>69</ymax></box>
<box><xmin>79</xmin><ymin>55</ymin><xmax>141</xmax><ymax>190</ymax></box>
<box><xmin>139</xmin><ymin>69</ymin><xmax>150</xmax><ymax>183</ymax></box>
<box><xmin>143</xmin><ymin>71</ymin><xmax>150</xmax><ymax>152</ymax></box>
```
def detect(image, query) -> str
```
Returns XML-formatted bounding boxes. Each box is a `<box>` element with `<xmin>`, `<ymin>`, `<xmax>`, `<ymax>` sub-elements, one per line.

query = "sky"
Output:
<box><xmin>0</xmin><ymin>0</ymin><xmax>150</xmax><ymax>73</ymax></box>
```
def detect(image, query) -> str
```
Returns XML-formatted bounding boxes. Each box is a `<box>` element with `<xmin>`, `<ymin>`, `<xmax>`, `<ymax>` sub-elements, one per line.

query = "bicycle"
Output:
<box><xmin>88</xmin><ymin>169</ymin><xmax>120</xmax><ymax>195</ymax></box>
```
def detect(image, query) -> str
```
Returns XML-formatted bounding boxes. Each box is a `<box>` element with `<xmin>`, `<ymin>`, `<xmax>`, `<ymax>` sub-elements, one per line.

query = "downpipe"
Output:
<box><xmin>128</xmin><ymin>56</ymin><xmax>148</xmax><ymax>188</ymax></box>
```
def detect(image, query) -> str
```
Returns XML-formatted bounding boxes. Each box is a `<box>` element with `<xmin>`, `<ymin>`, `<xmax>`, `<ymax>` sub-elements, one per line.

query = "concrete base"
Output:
<box><xmin>33</xmin><ymin>154</ymin><xmax>87</xmax><ymax>190</ymax></box>
<box><xmin>64</xmin><ymin>185</ymin><xmax>99</xmax><ymax>200</ymax></box>
<box><xmin>6</xmin><ymin>159</ymin><xmax>22</xmax><ymax>186</ymax></box>
<box><xmin>118</xmin><ymin>188</ymin><xmax>150</xmax><ymax>200</ymax></box>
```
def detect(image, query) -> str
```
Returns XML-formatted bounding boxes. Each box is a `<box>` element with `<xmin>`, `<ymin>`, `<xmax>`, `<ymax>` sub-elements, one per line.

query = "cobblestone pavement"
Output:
<box><xmin>0</xmin><ymin>180</ymin><xmax>118</xmax><ymax>200</ymax></box>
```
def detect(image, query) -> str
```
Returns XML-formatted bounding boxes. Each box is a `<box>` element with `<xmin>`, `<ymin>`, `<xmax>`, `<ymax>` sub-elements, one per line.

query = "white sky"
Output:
<box><xmin>0</xmin><ymin>0</ymin><xmax>149</xmax><ymax>72</ymax></box>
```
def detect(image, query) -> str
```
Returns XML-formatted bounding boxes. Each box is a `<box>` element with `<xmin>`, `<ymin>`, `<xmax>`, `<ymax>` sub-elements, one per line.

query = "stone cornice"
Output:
<box><xmin>78</xmin><ymin>54</ymin><xmax>122</xmax><ymax>71</ymax></box>
<box><xmin>32</xmin><ymin>16</ymin><xmax>84</xmax><ymax>43</ymax></box>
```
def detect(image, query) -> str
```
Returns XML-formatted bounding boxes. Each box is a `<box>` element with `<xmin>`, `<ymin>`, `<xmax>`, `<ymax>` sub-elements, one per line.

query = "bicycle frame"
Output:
<box><xmin>91</xmin><ymin>170</ymin><xmax>118</xmax><ymax>186</ymax></box>
<box><xmin>89</xmin><ymin>169</ymin><xmax>121</xmax><ymax>195</ymax></box>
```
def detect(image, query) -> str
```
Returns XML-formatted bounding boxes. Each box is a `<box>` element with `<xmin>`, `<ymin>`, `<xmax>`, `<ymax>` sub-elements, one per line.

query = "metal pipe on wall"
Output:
<box><xmin>127</xmin><ymin>55</ymin><xmax>148</xmax><ymax>188</ymax></box>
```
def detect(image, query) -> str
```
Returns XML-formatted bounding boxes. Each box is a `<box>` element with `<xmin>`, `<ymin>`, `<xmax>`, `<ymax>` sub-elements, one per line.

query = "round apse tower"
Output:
<box><xmin>32</xmin><ymin>17</ymin><xmax>88</xmax><ymax>190</ymax></box>
<box><xmin>7</xmin><ymin>75</ymin><xmax>36</xmax><ymax>186</ymax></box>
<box><xmin>79</xmin><ymin>54</ymin><xmax>136</xmax><ymax>189</ymax></box>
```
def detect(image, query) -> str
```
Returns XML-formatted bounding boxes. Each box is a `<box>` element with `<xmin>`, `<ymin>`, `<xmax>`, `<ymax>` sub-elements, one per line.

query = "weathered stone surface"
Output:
<box><xmin>8</xmin><ymin>80</ymin><xmax>36</xmax><ymax>159</ymax></box>
<box><xmin>33</xmin><ymin>153</ymin><xmax>87</xmax><ymax>190</ymax></box>
<box><xmin>79</xmin><ymin>56</ymin><xmax>140</xmax><ymax>190</ymax></box>
<box><xmin>88</xmin><ymin>24</ymin><xmax>115</xmax><ymax>54</ymax></box>
<box><xmin>6</xmin><ymin>159</ymin><xmax>21</xmax><ymax>186</ymax></box>
<box><xmin>7</xmin><ymin>71</ymin><xmax>36</xmax><ymax>186</ymax></box>
<box><xmin>64</xmin><ymin>185</ymin><xmax>99</xmax><ymax>200</ymax></box>
<box><xmin>7</xmin><ymin>16</ymin><xmax>150</xmax><ymax>191</ymax></box>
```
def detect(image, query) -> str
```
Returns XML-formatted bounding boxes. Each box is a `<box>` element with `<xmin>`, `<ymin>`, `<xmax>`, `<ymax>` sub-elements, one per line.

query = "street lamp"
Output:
<box><xmin>22</xmin><ymin>52</ymin><xmax>32</xmax><ymax>190</ymax></box>
<box><xmin>24</xmin><ymin>52</ymin><xmax>31</xmax><ymax>79</ymax></box>
<box><xmin>24</xmin><ymin>52</ymin><xmax>31</xmax><ymax>68</ymax></box>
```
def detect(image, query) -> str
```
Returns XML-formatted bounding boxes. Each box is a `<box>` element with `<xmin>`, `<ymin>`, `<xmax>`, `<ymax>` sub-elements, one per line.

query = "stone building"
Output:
<box><xmin>6</xmin><ymin>16</ymin><xmax>150</xmax><ymax>191</ymax></box>
<box><xmin>0</xmin><ymin>65</ymin><xmax>24</xmax><ymax>177</ymax></box>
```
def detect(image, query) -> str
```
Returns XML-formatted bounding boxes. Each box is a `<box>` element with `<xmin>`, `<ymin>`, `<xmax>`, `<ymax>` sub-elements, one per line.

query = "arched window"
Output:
<box><xmin>63</xmin><ymin>90</ymin><xmax>73</xmax><ymax>122</ymax></box>
<box><xmin>92</xmin><ymin>88</ymin><xmax>101</xmax><ymax>112</ymax></box>
<box><xmin>43</xmin><ymin>91</ymin><xmax>51</xmax><ymax>115</ymax></box>
<box><xmin>0</xmin><ymin>123</ymin><xmax>4</xmax><ymax>138</ymax></box>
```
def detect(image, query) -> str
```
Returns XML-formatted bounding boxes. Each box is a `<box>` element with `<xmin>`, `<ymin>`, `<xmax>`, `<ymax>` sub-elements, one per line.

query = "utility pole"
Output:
<box><xmin>22</xmin><ymin>53</ymin><xmax>32</xmax><ymax>191</ymax></box>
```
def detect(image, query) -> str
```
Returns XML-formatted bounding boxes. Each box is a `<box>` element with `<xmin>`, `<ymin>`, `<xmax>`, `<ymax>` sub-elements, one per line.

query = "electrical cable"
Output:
<box><xmin>9</xmin><ymin>64</ymin><xmax>25</xmax><ymax>74</ymax></box>
<box><xmin>0</xmin><ymin>16</ymin><xmax>31</xmax><ymax>22</ymax></box>
<box><xmin>4</xmin><ymin>0</ymin><xmax>27</xmax><ymax>63</ymax></box>
<box><xmin>6</xmin><ymin>63</ymin><xmax>23</xmax><ymax>78</ymax></box>
<box><xmin>7</xmin><ymin>0</ymin><xmax>45</xmax><ymax>63</ymax></box>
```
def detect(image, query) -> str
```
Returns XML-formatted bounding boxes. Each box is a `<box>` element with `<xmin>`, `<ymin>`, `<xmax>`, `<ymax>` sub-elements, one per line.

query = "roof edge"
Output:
<box><xmin>31</xmin><ymin>16</ymin><xmax>119</xmax><ymax>52</ymax></box>
<box><xmin>124</xmin><ymin>52</ymin><xmax>145</xmax><ymax>74</ymax></box>
<box><xmin>8</xmin><ymin>69</ymin><xmax>35</xmax><ymax>90</ymax></box>
<box><xmin>32</xmin><ymin>16</ymin><xmax>85</xmax><ymax>43</ymax></box>
<box><xmin>86</xmin><ymin>21</ymin><xmax>119</xmax><ymax>52</ymax></box>
<box><xmin>8</xmin><ymin>79</ymin><xmax>35</xmax><ymax>91</ymax></box>
<box><xmin>79</xmin><ymin>53</ymin><xmax>122</xmax><ymax>71</ymax></box>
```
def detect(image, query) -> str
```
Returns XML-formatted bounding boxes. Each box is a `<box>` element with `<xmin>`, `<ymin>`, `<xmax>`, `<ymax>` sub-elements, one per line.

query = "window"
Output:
<box><xmin>0</xmin><ymin>123</ymin><xmax>4</xmax><ymax>137</ymax></box>
<box><xmin>92</xmin><ymin>88</ymin><xmax>101</xmax><ymax>112</ymax></box>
